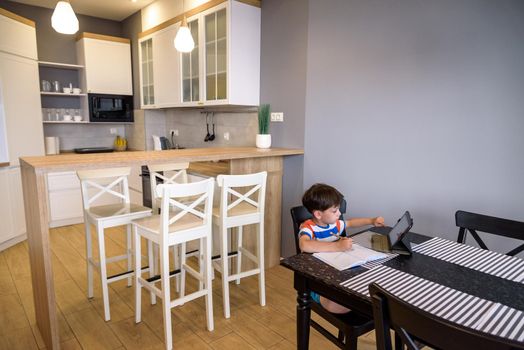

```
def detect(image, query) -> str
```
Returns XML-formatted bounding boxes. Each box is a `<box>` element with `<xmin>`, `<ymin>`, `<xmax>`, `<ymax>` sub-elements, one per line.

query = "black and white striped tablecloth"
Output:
<box><xmin>412</xmin><ymin>238</ymin><xmax>524</xmax><ymax>283</ymax></box>
<box><xmin>340</xmin><ymin>265</ymin><xmax>524</xmax><ymax>342</ymax></box>
<box><xmin>361</xmin><ymin>253</ymin><xmax>398</xmax><ymax>269</ymax></box>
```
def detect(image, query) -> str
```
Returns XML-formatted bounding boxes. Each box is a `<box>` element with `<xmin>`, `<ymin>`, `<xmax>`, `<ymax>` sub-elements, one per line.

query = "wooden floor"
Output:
<box><xmin>0</xmin><ymin>224</ymin><xmax>380</xmax><ymax>350</ymax></box>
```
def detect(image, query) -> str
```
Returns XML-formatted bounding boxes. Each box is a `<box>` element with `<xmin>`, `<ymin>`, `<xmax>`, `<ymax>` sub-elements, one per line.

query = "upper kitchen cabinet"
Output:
<box><xmin>138</xmin><ymin>0</ymin><xmax>260</xmax><ymax>108</ymax></box>
<box><xmin>0</xmin><ymin>8</ymin><xmax>37</xmax><ymax>60</ymax></box>
<box><xmin>76</xmin><ymin>33</ymin><xmax>133</xmax><ymax>95</ymax></box>
<box><xmin>184</xmin><ymin>0</ymin><xmax>261</xmax><ymax>106</ymax></box>
<box><xmin>139</xmin><ymin>23</ymin><xmax>182</xmax><ymax>109</ymax></box>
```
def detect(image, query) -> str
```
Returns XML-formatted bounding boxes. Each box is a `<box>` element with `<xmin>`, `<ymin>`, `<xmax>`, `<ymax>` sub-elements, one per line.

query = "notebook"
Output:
<box><xmin>313</xmin><ymin>244</ymin><xmax>387</xmax><ymax>270</ymax></box>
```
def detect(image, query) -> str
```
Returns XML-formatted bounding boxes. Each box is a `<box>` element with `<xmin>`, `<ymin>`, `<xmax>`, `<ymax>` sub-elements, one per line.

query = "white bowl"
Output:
<box><xmin>73</xmin><ymin>88</ymin><xmax>81</xmax><ymax>94</ymax></box>
<box><xmin>63</xmin><ymin>87</ymin><xmax>72</xmax><ymax>94</ymax></box>
<box><xmin>73</xmin><ymin>115</ymin><xmax>83</xmax><ymax>122</ymax></box>
<box><xmin>63</xmin><ymin>115</ymin><xmax>72</xmax><ymax>121</ymax></box>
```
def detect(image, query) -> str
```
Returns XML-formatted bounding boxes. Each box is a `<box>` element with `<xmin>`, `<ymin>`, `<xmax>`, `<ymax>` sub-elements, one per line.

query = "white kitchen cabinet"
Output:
<box><xmin>138</xmin><ymin>0</ymin><xmax>260</xmax><ymax>108</ymax></box>
<box><xmin>46</xmin><ymin>171</ymin><xmax>121</xmax><ymax>228</ymax></box>
<box><xmin>76</xmin><ymin>33</ymin><xmax>133</xmax><ymax>95</ymax></box>
<box><xmin>0</xmin><ymin>9</ymin><xmax>37</xmax><ymax>60</ymax></box>
<box><xmin>0</xmin><ymin>166</ymin><xmax>27</xmax><ymax>251</ymax></box>
<box><xmin>182</xmin><ymin>1</ymin><xmax>261</xmax><ymax>106</ymax></box>
<box><xmin>0</xmin><ymin>51</ymin><xmax>45</xmax><ymax>165</ymax></box>
<box><xmin>139</xmin><ymin>23</ymin><xmax>182</xmax><ymax>109</ymax></box>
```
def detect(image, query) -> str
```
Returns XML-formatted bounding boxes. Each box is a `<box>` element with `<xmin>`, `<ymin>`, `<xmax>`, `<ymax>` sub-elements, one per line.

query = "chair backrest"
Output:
<box><xmin>369</xmin><ymin>282</ymin><xmax>524</xmax><ymax>350</ymax></box>
<box><xmin>77</xmin><ymin>167</ymin><xmax>131</xmax><ymax>210</ymax></box>
<box><xmin>148</xmin><ymin>162</ymin><xmax>189</xmax><ymax>212</ymax></box>
<box><xmin>290</xmin><ymin>199</ymin><xmax>348</xmax><ymax>254</ymax></box>
<box><xmin>455</xmin><ymin>210</ymin><xmax>524</xmax><ymax>256</ymax></box>
<box><xmin>156</xmin><ymin>178</ymin><xmax>215</xmax><ymax>240</ymax></box>
<box><xmin>216</xmin><ymin>171</ymin><xmax>267</xmax><ymax>221</ymax></box>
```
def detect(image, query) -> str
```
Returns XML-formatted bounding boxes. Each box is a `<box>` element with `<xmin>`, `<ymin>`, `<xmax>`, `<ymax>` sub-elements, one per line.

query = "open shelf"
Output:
<box><xmin>41</xmin><ymin>92</ymin><xmax>87</xmax><ymax>96</ymax></box>
<box><xmin>43</xmin><ymin>120</ymin><xmax>89</xmax><ymax>124</ymax></box>
<box><xmin>38</xmin><ymin>61</ymin><xmax>84</xmax><ymax>70</ymax></box>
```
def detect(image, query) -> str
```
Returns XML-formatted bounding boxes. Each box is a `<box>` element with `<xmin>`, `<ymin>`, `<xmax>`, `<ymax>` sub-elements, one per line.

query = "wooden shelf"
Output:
<box><xmin>40</xmin><ymin>92</ymin><xmax>86</xmax><ymax>97</ymax></box>
<box><xmin>43</xmin><ymin>121</ymin><xmax>88</xmax><ymax>124</ymax></box>
<box><xmin>38</xmin><ymin>61</ymin><xmax>84</xmax><ymax>70</ymax></box>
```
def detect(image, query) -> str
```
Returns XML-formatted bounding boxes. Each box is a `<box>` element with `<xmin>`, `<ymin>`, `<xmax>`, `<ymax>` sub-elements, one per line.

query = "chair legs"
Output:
<box><xmin>126</xmin><ymin>225</ymin><xmax>132</xmax><ymax>287</ymax></box>
<box><xmin>134</xmin><ymin>226</ymin><xmax>142</xmax><ymax>324</ymax></box>
<box><xmin>220</xmin><ymin>224</ymin><xmax>231</xmax><ymax>319</ymax></box>
<box><xmin>160</xmin><ymin>243</ymin><xmax>173</xmax><ymax>350</ymax></box>
<box><xmin>236</xmin><ymin>227</ymin><xmax>242</xmax><ymax>285</ymax></box>
<box><xmin>97</xmin><ymin>225</ymin><xmax>111</xmax><ymax>321</ymax></box>
<box><xmin>257</xmin><ymin>222</ymin><xmax>266</xmax><ymax>307</ymax></box>
<box><xmin>85</xmin><ymin>219</ymin><xmax>94</xmax><ymax>299</ymax></box>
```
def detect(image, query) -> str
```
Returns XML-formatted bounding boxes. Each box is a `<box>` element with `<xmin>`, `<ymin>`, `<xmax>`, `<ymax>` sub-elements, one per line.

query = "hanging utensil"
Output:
<box><xmin>209</xmin><ymin>113</ymin><xmax>216</xmax><ymax>141</ymax></box>
<box><xmin>204</xmin><ymin>113</ymin><xmax>211</xmax><ymax>142</ymax></box>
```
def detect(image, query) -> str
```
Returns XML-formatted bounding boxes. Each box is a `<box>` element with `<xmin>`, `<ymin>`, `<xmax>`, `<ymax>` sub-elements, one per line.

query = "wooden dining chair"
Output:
<box><xmin>290</xmin><ymin>199</ymin><xmax>375</xmax><ymax>349</ymax></box>
<box><xmin>455</xmin><ymin>210</ymin><xmax>524</xmax><ymax>256</ymax></box>
<box><xmin>369</xmin><ymin>282</ymin><xmax>524</xmax><ymax>350</ymax></box>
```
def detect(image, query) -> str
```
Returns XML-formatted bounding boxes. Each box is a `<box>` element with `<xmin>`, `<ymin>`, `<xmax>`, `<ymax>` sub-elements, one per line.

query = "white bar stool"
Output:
<box><xmin>77</xmin><ymin>167</ymin><xmax>152</xmax><ymax>321</ymax></box>
<box><xmin>213</xmin><ymin>171</ymin><xmax>267</xmax><ymax>318</ymax></box>
<box><xmin>148</xmin><ymin>162</ymin><xmax>193</xmax><ymax>290</ymax></box>
<box><xmin>133</xmin><ymin>178</ymin><xmax>215</xmax><ymax>350</ymax></box>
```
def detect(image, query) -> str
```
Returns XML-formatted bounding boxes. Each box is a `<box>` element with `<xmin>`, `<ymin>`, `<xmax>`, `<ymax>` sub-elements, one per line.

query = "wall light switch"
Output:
<box><xmin>271</xmin><ymin>112</ymin><xmax>284</xmax><ymax>122</ymax></box>
<box><xmin>110</xmin><ymin>128</ymin><xmax>117</xmax><ymax>135</ymax></box>
<box><xmin>170</xmin><ymin>129</ymin><xmax>179</xmax><ymax>136</ymax></box>
<box><xmin>224</xmin><ymin>132</ymin><xmax>230</xmax><ymax>141</ymax></box>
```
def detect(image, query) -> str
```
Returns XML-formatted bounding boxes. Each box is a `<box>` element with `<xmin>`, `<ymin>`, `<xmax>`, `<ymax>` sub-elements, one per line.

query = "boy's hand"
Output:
<box><xmin>373</xmin><ymin>216</ymin><xmax>385</xmax><ymax>227</ymax></box>
<box><xmin>336</xmin><ymin>237</ymin><xmax>353</xmax><ymax>251</ymax></box>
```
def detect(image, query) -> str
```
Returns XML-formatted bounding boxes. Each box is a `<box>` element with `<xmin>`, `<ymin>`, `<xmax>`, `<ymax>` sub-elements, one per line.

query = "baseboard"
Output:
<box><xmin>0</xmin><ymin>233</ymin><xmax>27</xmax><ymax>251</ymax></box>
<box><xmin>49</xmin><ymin>216</ymin><xmax>84</xmax><ymax>228</ymax></box>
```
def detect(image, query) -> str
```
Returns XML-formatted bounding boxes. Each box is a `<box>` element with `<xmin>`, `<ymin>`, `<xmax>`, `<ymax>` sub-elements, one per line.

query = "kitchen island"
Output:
<box><xmin>20</xmin><ymin>147</ymin><xmax>303</xmax><ymax>349</ymax></box>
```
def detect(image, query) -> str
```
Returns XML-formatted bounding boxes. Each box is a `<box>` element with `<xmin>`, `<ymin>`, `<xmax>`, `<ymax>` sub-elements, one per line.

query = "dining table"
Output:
<box><xmin>281</xmin><ymin>227</ymin><xmax>524</xmax><ymax>349</ymax></box>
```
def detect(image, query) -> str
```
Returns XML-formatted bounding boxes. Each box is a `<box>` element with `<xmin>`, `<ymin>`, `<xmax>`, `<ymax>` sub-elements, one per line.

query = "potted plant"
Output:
<box><xmin>256</xmin><ymin>104</ymin><xmax>271</xmax><ymax>149</ymax></box>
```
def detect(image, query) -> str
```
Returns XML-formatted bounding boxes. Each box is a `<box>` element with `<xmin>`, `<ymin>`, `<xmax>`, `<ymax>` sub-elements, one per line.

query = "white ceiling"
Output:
<box><xmin>10</xmin><ymin>0</ymin><xmax>156</xmax><ymax>21</ymax></box>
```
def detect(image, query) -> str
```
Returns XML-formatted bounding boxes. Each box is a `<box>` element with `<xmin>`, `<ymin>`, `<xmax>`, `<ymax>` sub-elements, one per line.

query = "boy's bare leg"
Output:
<box><xmin>320</xmin><ymin>297</ymin><xmax>350</xmax><ymax>314</ymax></box>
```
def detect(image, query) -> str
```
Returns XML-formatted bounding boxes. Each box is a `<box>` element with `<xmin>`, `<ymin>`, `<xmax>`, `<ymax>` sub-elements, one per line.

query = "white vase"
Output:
<box><xmin>256</xmin><ymin>134</ymin><xmax>271</xmax><ymax>149</ymax></box>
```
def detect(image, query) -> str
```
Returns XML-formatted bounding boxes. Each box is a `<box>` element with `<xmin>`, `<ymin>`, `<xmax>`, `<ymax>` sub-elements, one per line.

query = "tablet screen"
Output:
<box><xmin>388</xmin><ymin>211</ymin><xmax>412</xmax><ymax>246</ymax></box>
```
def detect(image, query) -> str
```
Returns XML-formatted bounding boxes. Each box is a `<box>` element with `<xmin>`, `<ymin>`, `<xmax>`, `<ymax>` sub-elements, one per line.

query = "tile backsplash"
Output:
<box><xmin>165</xmin><ymin>108</ymin><xmax>258</xmax><ymax>149</ymax></box>
<box><xmin>43</xmin><ymin>124</ymin><xmax>125</xmax><ymax>151</ymax></box>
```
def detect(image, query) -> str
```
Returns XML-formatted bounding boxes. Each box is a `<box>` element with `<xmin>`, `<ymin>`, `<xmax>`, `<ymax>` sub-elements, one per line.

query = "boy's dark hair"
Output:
<box><xmin>302</xmin><ymin>183</ymin><xmax>343</xmax><ymax>213</ymax></box>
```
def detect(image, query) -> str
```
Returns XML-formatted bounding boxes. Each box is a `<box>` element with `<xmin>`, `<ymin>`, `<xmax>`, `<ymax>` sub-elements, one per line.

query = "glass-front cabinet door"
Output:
<box><xmin>181</xmin><ymin>19</ymin><xmax>199</xmax><ymax>103</ymax></box>
<box><xmin>140</xmin><ymin>38</ymin><xmax>154</xmax><ymax>106</ymax></box>
<box><xmin>205</xmin><ymin>7</ymin><xmax>227</xmax><ymax>102</ymax></box>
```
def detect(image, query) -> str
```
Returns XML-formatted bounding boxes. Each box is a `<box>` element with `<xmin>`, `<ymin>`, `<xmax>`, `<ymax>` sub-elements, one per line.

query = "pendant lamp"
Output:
<box><xmin>174</xmin><ymin>0</ymin><xmax>195</xmax><ymax>53</ymax></box>
<box><xmin>51</xmin><ymin>1</ymin><xmax>79</xmax><ymax>35</ymax></box>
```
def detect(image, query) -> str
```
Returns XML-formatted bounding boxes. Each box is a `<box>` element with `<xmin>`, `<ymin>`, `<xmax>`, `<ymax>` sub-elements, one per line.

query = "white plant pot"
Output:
<box><xmin>256</xmin><ymin>134</ymin><xmax>271</xmax><ymax>149</ymax></box>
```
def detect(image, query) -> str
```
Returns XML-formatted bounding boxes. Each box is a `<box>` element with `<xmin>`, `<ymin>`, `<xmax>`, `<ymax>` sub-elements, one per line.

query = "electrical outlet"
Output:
<box><xmin>110</xmin><ymin>128</ymin><xmax>117</xmax><ymax>135</ymax></box>
<box><xmin>224</xmin><ymin>132</ymin><xmax>230</xmax><ymax>141</ymax></box>
<box><xmin>271</xmin><ymin>112</ymin><xmax>284</xmax><ymax>122</ymax></box>
<box><xmin>170</xmin><ymin>129</ymin><xmax>179</xmax><ymax>136</ymax></box>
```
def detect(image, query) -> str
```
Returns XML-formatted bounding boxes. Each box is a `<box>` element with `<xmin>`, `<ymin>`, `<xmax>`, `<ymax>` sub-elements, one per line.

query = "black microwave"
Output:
<box><xmin>88</xmin><ymin>93</ymin><xmax>133</xmax><ymax>123</ymax></box>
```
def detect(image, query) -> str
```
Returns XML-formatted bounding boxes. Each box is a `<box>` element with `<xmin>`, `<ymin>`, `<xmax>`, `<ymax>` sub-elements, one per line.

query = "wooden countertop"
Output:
<box><xmin>188</xmin><ymin>161</ymin><xmax>230</xmax><ymax>178</ymax></box>
<box><xmin>20</xmin><ymin>147</ymin><xmax>304</xmax><ymax>172</ymax></box>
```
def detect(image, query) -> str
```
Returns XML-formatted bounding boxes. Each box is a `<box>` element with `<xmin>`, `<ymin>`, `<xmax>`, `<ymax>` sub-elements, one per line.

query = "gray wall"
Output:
<box><xmin>303</xmin><ymin>0</ymin><xmax>524</xmax><ymax>255</ymax></box>
<box><xmin>122</xmin><ymin>10</ymin><xmax>142</xmax><ymax>110</ymax></box>
<box><xmin>260</xmin><ymin>0</ymin><xmax>309</xmax><ymax>256</ymax></box>
<box><xmin>0</xmin><ymin>0</ymin><xmax>122</xmax><ymax>63</ymax></box>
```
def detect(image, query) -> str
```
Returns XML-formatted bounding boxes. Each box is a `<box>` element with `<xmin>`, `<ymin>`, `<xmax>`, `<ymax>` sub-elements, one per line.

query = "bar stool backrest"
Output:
<box><xmin>77</xmin><ymin>167</ymin><xmax>131</xmax><ymax>210</ymax></box>
<box><xmin>148</xmin><ymin>162</ymin><xmax>190</xmax><ymax>212</ymax></box>
<box><xmin>216</xmin><ymin>171</ymin><xmax>267</xmax><ymax>221</ymax></box>
<box><xmin>156</xmin><ymin>178</ymin><xmax>215</xmax><ymax>241</ymax></box>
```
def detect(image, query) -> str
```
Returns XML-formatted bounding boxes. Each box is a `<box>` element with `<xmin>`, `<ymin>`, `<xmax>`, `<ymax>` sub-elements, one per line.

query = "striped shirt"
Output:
<box><xmin>299</xmin><ymin>219</ymin><xmax>346</xmax><ymax>242</ymax></box>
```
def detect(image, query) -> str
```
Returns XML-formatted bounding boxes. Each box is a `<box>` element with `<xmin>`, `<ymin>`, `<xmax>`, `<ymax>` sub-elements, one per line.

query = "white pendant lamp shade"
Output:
<box><xmin>174</xmin><ymin>17</ymin><xmax>195</xmax><ymax>53</ymax></box>
<box><xmin>51</xmin><ymin>1</ymin><xmax>79</xmax><ymax>35</ymax></box>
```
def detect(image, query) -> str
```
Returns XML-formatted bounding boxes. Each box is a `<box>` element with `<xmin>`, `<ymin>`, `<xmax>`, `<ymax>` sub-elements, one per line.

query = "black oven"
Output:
<box><xmin>88</xmin><ymin>93</ymin><xmax>133</xmax><ymax>123</ymax></box>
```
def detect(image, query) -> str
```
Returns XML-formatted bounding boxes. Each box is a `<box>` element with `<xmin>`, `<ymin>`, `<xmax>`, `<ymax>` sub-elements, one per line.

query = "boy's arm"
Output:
<box><xmin>299</xmin><ymin>235</ymin><xmax>353</xmax><ymax>253</ymax></box>
<box><xmin>346</xmin><ymin>216</ymin><xmax>385</xmax><ymax>228</ymax></box>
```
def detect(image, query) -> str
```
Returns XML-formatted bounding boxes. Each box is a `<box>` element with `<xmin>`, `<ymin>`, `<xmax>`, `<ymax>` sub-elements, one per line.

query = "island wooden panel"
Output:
<box><xmin>19</xmin><ymin>147</ymin><xmax>303</xmax><ymax>350</ymax></box>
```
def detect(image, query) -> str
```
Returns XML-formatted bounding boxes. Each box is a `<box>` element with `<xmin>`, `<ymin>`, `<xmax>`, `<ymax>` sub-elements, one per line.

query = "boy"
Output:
<box><xmin>299</xmin><ymin>183</ymin><xmax>384</xmax><ymax>313</ymax></box>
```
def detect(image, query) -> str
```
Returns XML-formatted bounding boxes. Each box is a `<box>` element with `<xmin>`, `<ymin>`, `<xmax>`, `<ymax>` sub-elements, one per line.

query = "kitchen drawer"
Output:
<box><xmin>47</xmin><ymin>171</ymin><xmax>80</xmax><ymax>191</ymax></box>
<box><xmin>49</xmin><ymin>190</ymin><xmax>83</xmax><ymax>222</ymax></box>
